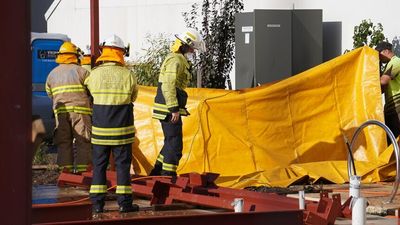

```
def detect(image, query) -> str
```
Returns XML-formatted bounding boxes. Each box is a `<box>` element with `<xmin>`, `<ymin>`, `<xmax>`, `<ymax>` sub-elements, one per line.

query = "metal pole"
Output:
<box><xmin>231</xmin><ymin>198</ymin><xmax>244</xmax><ymax>212</ymax></box>
<box><xmin>352</xmin><ymin>197</ymin><xmax>366</xmax><ymax>225</ymax></box>
<box><xmin>90</xmin><ymin>0</ymin><xmax>100</xmax><ymax>68</ymax></box>
<box><xmin>347</xmin><ymin>120</ymin><xmax>400</xmax><ymax>203</ymax></box>
<box><xmin>298</xmin><ymin>190</ymin><xmax>305</xmax><ymax>210</ymax></box>
<box><xmin>0</xmin><ymin>1</ymin><xmax>32</xmax><ymax>224</ymax></box>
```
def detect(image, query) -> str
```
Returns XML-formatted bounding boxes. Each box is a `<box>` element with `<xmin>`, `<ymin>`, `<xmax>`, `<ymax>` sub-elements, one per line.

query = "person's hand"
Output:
<box><xmin>171</xmin><ymin>112</ymin><xmax>180</xmax><ymax>123</ymax></box>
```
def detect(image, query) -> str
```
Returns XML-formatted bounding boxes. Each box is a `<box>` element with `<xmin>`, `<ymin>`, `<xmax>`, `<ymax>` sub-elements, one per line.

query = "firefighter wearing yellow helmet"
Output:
<box><xmin>45</xmin><ymin>41</ymin><xmax>92</xmax><ymax>173</ymax></box>
<box><xmin>84</xmin><ymin>34</ymin><xmax>139</xmax><ymax>213</ymax></box>
<box><xmin>150</xmin><ymin>28</ymin><xmax>205</xmax><ymax>176</ymax></box>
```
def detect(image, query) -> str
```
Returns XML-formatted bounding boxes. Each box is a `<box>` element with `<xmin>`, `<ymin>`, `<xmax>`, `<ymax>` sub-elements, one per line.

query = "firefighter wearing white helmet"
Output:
<box><xmin>45</xmin><ymin>41</ymin><xmax>92</xmax><ymax>174</ymax></box>
<box><xmin>150</xmin><ymin>28</ymin><xmax>205</xmax><ymax>177</ymax></box>
<box><xmin>85</xmin><ymin>34</ymin><xmax>139</xmax><ymax>213</ymax></box>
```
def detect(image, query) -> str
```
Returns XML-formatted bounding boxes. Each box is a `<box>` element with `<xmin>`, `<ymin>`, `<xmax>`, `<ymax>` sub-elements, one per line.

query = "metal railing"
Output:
<box><xmin>347</xmin><ymin>120</ymin><xmax>400</xmax><ymax>203</ymax></box>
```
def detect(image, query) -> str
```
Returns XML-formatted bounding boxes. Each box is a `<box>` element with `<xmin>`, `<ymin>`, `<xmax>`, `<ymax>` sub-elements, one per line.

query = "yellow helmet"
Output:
<box><xmin>58</xmin><ymin>41</ymin><xmax>80</xmax><ymax>55</ymax></box>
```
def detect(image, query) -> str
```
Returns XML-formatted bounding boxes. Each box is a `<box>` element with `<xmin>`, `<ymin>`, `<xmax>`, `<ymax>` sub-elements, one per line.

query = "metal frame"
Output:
<box><xmin>347</xmin><ymin>120</ymin><xmax>400</xmax><ymax>203</ymax></box>
<box><xmin>1</xmin><ymin>1</ymin><xmax>32</xmax><ymax>224</ymax></box>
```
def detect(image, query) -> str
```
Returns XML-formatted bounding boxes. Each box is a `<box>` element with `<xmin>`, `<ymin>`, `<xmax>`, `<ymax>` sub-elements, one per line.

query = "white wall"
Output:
<box><xmin>47</xmin><ymin>0</ymin><xmax>198</xmax><ymax>58</ymax></box>
<box><xmin>47</xmin><ymin>0</ymin><xmax>400</xmax><ymax>88</ymax></box>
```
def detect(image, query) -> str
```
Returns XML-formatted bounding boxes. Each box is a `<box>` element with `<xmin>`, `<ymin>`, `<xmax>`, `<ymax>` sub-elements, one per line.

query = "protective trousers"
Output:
<box><xmin>151</xmin><ymin>117</ymin><xmax>183</xmax><ymax>176</ymax></box>
<box><xmin>54</xmin><ymin>112</ymin><xmax>91</xmax><ymax>172</ymax></box>
<box><xmin>90</xmin><ymin>144</ymin><xmax>133</xmax><ymax>210</ymax></box>
<box><xmin>384</xmin><ymin>110</ymin><xmax>400</xmax><ymax>142</ymax></box>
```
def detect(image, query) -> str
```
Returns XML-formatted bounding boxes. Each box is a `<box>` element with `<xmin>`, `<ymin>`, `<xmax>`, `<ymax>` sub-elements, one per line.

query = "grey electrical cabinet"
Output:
<box><xmin>235</xmin><ymin>9</ymin><xmax>322</xmax><ymax>89</ymax></box>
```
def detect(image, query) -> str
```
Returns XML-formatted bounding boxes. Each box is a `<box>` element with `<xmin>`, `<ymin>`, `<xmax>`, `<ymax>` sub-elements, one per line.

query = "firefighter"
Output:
<box><xmin>45</xmin><ymin>41</ymin><xmax>92</xmax><ymax>173</ymax></box>
<box><xmin>85</xmin><ymin>34</ymin><xmax>139</xmax><ymax>213</ymax></box>
<box><xmin>150</xmin><ymin>28</ymin><xmax>205</xmax><ymax>176</ymax></box>
<box><xmin>81</xmin><ymin>46</ymin><xmax>92</xmax><ymax>72</ymax></box>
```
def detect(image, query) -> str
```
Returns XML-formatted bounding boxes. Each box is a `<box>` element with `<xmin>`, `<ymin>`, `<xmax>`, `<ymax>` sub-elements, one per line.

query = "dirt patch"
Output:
<box><xmin>32</xmin><ymin>169</ymin><xmax>61</xmax><ymax>185</ymax></box>
<box><xmin>245</xmin><ymin>185</ymin><xmax>324</xmax><ymax>195</ymax></box>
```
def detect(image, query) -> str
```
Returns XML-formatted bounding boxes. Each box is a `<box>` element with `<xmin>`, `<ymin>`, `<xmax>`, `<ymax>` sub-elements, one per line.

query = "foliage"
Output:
<box><xmin>127</xmin><ymin>34</ymin><xmax>171</xmax><ymax>86</ymax></box>
<box><xmin>33</xmin><ymin>143</ymin><xmax>50</xmax><ymax>165</ymax></box>
<box><xmin>352</xmin><ymin>19</ymin><xmax>386</xmax><ymax>49</ymax></box>
<box><xmin>183</xmin><ymin>0</ymin><xmax>244</xmax><ymax>89</ymax></box>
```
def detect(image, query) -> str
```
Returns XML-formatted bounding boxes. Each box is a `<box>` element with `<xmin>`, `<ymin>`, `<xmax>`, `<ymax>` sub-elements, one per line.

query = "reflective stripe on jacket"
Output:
<box><xmin>46</xmin><ymin>64</ymin><xmax>92</xmax><ymax>115</ymax></box>
<box><xmin>152</xmin><ymin>53</ymin><xmax>191</xmax><ymax>120</ymax></box>
<box><xmin>85</xmin><ymin>62</ymin><xmax>138</xmax><ymax>145</ymax></box>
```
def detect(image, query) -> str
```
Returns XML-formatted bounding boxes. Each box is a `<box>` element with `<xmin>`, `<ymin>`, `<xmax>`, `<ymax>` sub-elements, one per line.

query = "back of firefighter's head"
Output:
<box><xmin>56</xmin><ymin>41</ymin><xmax>81</xmax><ymax>64</ymax></box>
<box><xmin>96</xmin><ymin>34</ymin><xmax>129</xmax><ymax>65</ymax></box>
<box><xmin>375</xmin><ymin>41</ymin><xmax>394</xmax><ymax>63</ymax></box>
<box><xmin>81</xmin><ymin>45</ymin><xmax>91</xmax><ymax>66</ymax></box>
<box><xmin>170</xmin><ymin>28</ymin><xmax>206</xmax><ymax>54</ymax></box>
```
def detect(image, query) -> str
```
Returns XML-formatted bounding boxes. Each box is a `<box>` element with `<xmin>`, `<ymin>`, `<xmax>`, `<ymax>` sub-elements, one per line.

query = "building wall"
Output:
<box><xmin>31</xmin><ymin>0</ymin><xmax>53</xmax><ymax>32</ymax></box>
<box><xmin>46</xmin><ymin>0</ymin><xmax>400</xmax><ymax>88</ymax></box>
<box><xmin>46</xmin><ymin>0</ymin><xmax>197</xmax><ymax>57</ymax></box>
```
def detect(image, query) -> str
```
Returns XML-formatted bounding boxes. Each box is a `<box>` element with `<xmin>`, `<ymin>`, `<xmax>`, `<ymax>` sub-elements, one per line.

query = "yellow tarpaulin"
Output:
<box><xmin>132</xmin><ymin>46</ymin><xmax>395</xmax><ymax>188</ymax></box>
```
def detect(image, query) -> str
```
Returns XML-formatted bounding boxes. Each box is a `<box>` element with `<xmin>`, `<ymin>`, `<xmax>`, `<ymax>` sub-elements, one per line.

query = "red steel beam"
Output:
<box><xmin>32</xmin><ymin>202</ymin><xmax>92</xmax><ymax>224</ymax></box>
<box><xmin>90</xmin><ymin>0</ymin><xmax>99</xmax><ymax>67</ymax></box>
<box><xmin>33</xmin><ymin>210</ymin><xmax>303</xmax><ymax>225</ymax></box>
<box><xmin>0</xmin><ymin>1</ymin><xmax>32</xmax><ymax>225</ymax></box>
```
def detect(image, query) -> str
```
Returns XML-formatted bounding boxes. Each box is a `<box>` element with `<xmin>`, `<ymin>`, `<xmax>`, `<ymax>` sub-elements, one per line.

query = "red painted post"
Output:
<box><xmin>0</xmin><ymin>1</ymin><xmax>32</xmax><ymax>224</ymax></box>
<box><xmin>90</xmin><ymin>0</ymin><xmax>100</xmax><ymax>68</ymax></box>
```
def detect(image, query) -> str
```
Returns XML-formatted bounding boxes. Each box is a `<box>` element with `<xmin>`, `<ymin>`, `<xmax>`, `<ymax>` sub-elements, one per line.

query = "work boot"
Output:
<box><xmin>119</xmin><ymin>204</ymin><xmax>139</xmax><ymax>213</ymax></box>
<box><xmin>149</xmin><ymin>163</ymin><xmax>162</xmax><ymax>176</ymax></box>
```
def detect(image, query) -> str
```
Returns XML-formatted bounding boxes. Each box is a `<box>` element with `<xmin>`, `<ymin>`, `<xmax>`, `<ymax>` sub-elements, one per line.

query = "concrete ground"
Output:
<box><xmin>288</xmin><ymin>183</ymin><xmax>400</xmax><ymax>224</ymax></box>
<box><xmin>33</xmin><ymin>182</ymin><xmax>400</xmax><ymax>224</ymax></box>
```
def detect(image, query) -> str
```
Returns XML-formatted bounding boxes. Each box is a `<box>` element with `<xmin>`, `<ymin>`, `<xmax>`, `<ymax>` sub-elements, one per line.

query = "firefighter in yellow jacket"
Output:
<box><xmin>150</xmin><ymin>29</ymin><xmax>205</xmax><ymax>176</ymax></box>
<box><xmin>45</xmin><ymin>41</ymin><xmax>92</xmax><ymax>173</ymax></box>
<box><xmin>85</xmin><ymin>34</ymin><xmax>139</xmax><ymax>213</ymax></box>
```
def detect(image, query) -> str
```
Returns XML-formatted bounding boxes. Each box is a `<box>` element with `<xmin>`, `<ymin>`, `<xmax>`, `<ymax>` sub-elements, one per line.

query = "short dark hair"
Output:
<box><xmin>375</xmin><ymin>41</ymin><xmax>392</xmax><ymax>52</ymax></box>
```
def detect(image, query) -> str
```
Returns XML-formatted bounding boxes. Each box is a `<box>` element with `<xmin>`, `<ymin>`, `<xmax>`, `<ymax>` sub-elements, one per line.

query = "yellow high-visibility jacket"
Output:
<box><xmin>153</xmin><ymin>53</ymin><xmax>191</xmax><ymax>120</ymax></box>
<box><xmin>85</xmin><ymin>62</ymin><xmax>138</xmax><ymax>146</ymax></box>
<box><xmin>46</xmin><ymin>64</ymin><xmax>92</xmax><ymax>116</ymax></box>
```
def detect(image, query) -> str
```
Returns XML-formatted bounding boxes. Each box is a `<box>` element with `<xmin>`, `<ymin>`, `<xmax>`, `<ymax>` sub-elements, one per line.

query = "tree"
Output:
<box><xmin>127</xmin><ymin>34</ymin><xmax>171</xmax><ymax>86</ymax></box>
<box><xmin>183</xmin><ymin>0</ymin><xmax>244</xmax><ymax>89</ymax></box>
<box><xmin>352</xmin><ymin>19</ymin><xmax>386</xmax><ymax>49</ymax></box>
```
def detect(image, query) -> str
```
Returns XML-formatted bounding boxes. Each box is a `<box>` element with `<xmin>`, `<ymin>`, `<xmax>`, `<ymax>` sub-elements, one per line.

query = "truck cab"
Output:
<box><xmin>31</xmin><ymin>32</ymin><xmax>70</xmax><ymax>140</ymax></box>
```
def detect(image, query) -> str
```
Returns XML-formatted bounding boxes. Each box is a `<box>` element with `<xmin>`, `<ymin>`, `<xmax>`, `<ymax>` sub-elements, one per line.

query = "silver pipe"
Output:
<box><xmin>348</xmin><ymin>119</ymin><xmax>400</xmax><ymax>203</ymax></box>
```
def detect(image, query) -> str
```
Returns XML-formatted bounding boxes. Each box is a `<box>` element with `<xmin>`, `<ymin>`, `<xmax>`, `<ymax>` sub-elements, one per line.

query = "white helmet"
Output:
<box><xmin>175</xmin><ymin>28</ymin><xmax>206</xmax><ymax>53</ymax></box>
<box><xmin>101</xmin><ymin>34</ymin><xmax>125</xmax><ymax>49</ymax></box>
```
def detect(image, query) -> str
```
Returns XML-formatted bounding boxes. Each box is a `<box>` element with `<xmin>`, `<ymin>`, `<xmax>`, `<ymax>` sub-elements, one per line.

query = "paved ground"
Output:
<box><xmin>33</xmin><ymin>182</ymin><xmax>400</xmax><ymax>224</ymax></box>
<box><xmin>287</xmin><ymin>183</ymin><xmax>400</xmax><ymax>224</ymax></box>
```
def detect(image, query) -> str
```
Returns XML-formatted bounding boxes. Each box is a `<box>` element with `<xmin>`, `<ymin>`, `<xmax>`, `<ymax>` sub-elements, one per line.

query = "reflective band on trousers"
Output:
<box><xmin>153</xmin><ymin>103</ymin><xmax>188</xmax><ymax>115</ymax></box>
<box><xmin>75</xmin><ymin>164</ymin><xmax>88</xmax><ymax>172</ymax></box>
<box><xmin>54</xmin><ymin>106</ymin><xmax>92</xmax><ymax>115</ymax></box>
<box><xmin>157</xmin><ymin>154</ymin><xmax>164</xmax><ymax>163</ymax></box>
<box><xmin>91</xmin><ymin>137</ymin><xmax>135</xmax><ymax>145</ymax></box>
<box><xmin>116</xmin><ymin>185</ymin><xmax>132</xmax><ymax>194</ymax></box>
<box><xmin>50</xmin><ymin>84</ymin><xmax>86</xmax><ymax>96</ymax></box>
<box><xmin>92</xmin><ymin>125</ymin><xmax>135</xmax><ymax>136</ymax></box>
<box><xmin>90</xmin><ymin>185</ymin><xmax>107</xmax><ymax>194</ymax></box>
<box><xmin>162</xmin><ymin>162</ymin><xmax>178</xmax><ymax>172</ymax></box>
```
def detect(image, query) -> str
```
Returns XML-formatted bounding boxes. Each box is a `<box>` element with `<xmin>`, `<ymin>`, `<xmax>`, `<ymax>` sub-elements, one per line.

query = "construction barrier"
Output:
<box><xmin>132</xmin><ymin>46</ymin><xmax>395</xmax><ymax>188</ymax></box>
